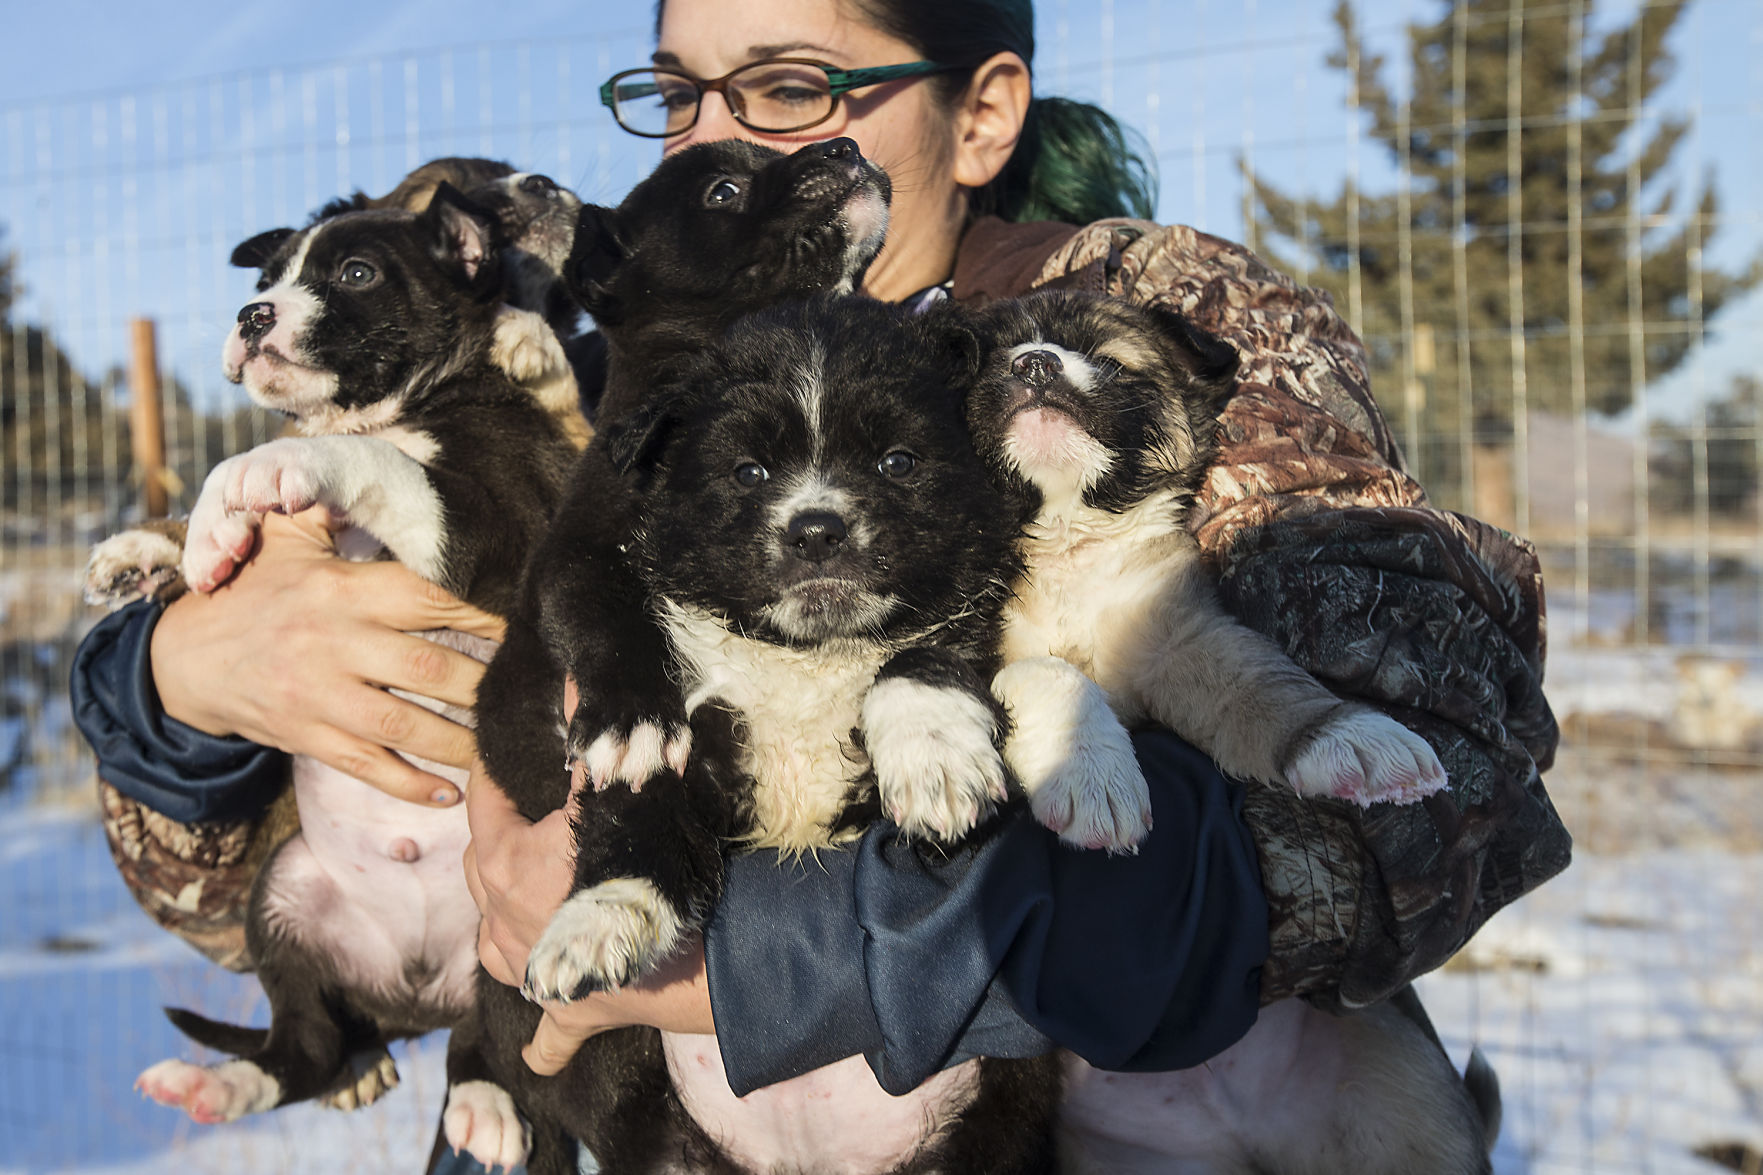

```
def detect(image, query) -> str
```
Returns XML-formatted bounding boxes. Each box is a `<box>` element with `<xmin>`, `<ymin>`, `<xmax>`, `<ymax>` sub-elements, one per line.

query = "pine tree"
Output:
<box><xmin>0</xmin><ymin>225</ymin><xmax>16</xmax><ymax>325</ymax></box>
<box><xmin>1245</xmin><ymin>0</ymin><xmax>1761</xmax><ymax>507</ymax></box>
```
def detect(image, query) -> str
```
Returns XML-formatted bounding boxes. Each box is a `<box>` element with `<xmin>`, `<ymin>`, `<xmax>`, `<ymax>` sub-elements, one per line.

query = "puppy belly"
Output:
<box><xmin>664</xmin><ymin>1034</ymin><xmax>980</xmax><ymax>1175</ymax></box>
<box><xmin>1057</xmin><ymin>999</ymin><xmax>1486</xmax><ymax>1175</ymax></box>
<box><xmin>262</xmin><ymin>757</ymin><xmax>480</xmax><ymax>1014</ymax></box>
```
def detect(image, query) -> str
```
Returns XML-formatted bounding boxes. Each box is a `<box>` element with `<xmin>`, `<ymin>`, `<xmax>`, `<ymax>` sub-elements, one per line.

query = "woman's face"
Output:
<box><xmin>654</xmin><ymin>0</ymin><xmax>969</xmax><ymax>301</ymax></box>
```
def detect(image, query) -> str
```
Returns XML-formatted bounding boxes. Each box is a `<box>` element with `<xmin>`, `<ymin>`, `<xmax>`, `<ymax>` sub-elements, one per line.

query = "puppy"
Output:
<box><xmin>958</xmin><ymin>292</ymin><xmax>1447</xmax><ymax>855</ymax></box>
<box><xmin>93</xmin><ymin>183</ymin><xmax>584</xmax><ymax>1173</ymax></box>
<box><xmin>483</xmin><ymin>297</ymin><xmax>1060</xmax><ymax>1175</ymax></box>
<box><xmin>959</xmin><ymin>292</ymin><xmax>1490</xmax><ymax>1172</ymax></box>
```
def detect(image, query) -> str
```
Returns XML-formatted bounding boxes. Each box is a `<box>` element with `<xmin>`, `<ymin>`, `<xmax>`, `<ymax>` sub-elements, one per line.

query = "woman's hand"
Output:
<box><xmin>462</xmin><ymin>678</ymin><xmax>715</xmax><ymax>1075</ymax></box>
<box><xmin>149</xmin><ymin>507</ymin><xmax>506</xmax><ymax>807</ymax></box>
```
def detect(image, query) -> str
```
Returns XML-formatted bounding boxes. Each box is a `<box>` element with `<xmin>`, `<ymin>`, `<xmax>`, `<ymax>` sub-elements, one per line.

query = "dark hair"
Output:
<box><xmin>651</xmin><ymin>0</ymin><xmax>1159</xmax><ymax>225</ymax></box>
<box><xmin>849</xmin><ymin>0</ymin><xmax>1159</xmax><ymax>224</ymax></box>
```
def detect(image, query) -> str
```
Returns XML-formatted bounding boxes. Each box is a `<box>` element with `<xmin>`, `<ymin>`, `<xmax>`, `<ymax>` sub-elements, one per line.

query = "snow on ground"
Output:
<box><xmin>3</xmin><ymin>758</ymin><xmax>1759</xmax><ymax>1173</ymax></box>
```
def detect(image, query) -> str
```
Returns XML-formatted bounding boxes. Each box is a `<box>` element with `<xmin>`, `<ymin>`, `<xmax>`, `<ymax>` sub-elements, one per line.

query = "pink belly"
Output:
<box><xmin>663</xmin><ymin>1034</ymin><xmax>980</xmax><ymax>1174</ymax></box>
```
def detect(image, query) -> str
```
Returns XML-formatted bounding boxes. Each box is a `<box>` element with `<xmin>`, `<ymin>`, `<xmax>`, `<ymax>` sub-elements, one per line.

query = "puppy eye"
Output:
<box><xmin>877</xmin><ymin>451</ymin><xmax>917</xmax><ymax>479</ymax></box>
<box><xmin>734</xmin><ymin>461</ymin><xmax>769</xmax><ymax>488</ymax></box>
<box><xmin>338</xmin><ymin>260</ymin><xmax>378</xmax><ymax>288</ymax></box>
<box><xmin>705</xmin><ymin>179</ymin><xmax>743</xmax><ymax>207</ymax></box>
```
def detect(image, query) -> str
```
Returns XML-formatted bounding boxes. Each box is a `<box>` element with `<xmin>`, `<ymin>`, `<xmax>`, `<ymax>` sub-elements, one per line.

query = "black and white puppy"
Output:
<box><xmin>960</xmin><ymin>292</ymin><xmax>1445</xmax><ymax>854</ymax></box>
<box><xmin>100</xmin><ymin>185</ymin><xmax>583</xmax><ymax>1173</ymax></box>
<box><xmin>482</xmin><ymin>297</ymin><xmax>1060</xmax><ymax>1175</ymax></box>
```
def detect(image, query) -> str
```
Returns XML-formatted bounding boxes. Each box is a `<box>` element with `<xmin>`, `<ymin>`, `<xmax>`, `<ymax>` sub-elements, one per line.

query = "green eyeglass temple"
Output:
<box><xmin>597</xmin><ymin>60</ymin><xmax>954</xmax><ymax>130</ymax></box>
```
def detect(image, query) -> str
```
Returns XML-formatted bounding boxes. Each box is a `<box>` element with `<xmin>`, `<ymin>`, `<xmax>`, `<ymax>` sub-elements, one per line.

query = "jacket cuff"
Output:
<box><xmin>70</xmin><ymin>601</ymin><xmax>286</xmax><ymax>824</ymax></box>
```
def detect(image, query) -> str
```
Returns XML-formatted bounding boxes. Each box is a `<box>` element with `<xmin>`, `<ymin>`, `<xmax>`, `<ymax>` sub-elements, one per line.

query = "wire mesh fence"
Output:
<box><xmin>2</xmin><ymin>1</ymin><xmax>1760</xmax><ymax>1171</ymax></box>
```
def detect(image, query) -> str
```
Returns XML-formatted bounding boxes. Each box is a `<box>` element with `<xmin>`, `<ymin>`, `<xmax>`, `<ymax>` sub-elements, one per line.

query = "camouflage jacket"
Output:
<box><xmin>955</xmin><ymin>216</ymin><xmax>1568</xmax><ymax>1007</ymax></box>
<box><xmin>102</xmin><ymin>216</ymin><xmax>1569</xmax><ymax>1009</ymax></box>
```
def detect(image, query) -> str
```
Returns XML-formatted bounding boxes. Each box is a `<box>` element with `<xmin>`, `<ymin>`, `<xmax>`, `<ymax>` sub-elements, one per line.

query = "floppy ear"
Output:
<box><xmin>601</xmin><ymin>393</ymin><xmax>681</xmax><ymax>477</ymax></box>
<box><xmin>422</xmin><ymin>182</ymin><xmax>499</xmax><ymax>286</ymax></box>
<box><xmin>1147</xmin><ymin>304</ymin><xmax>1239</xmax><ymax>398</ymax></box>
<box><xmin>567</xmin><ymin>204</ymin><xmax>632</xmax><ymax>322</ymax></box>
<box><xmin>909</xmin><ymin>302</ymin><xmax>988</xmax><ymax>391</ymax></box>
<box><xmin>230</xmin><ymin>228</ymin><xmax>296</xmax><ymax>270</ymax></box>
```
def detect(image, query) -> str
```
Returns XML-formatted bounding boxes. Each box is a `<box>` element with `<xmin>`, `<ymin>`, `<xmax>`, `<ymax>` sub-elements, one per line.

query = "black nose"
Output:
<box><xmin>785</xmin><ymin>511</ymin><xmax>849</xmax><ymax>563</ymax></box>
<box><xmin>1011</xmin><ymin>349</ymin><xmax>1063</xmax><ymax>388</ymax></box>
<box><xmin>819</xmin><ymin>137</ymin><xmax>860</xmax><ymax>163</ymax></box>
<box><xmin>238</xmin><ymin>302</ymin><xmax>276</xmax><ymax>344</ymax></box>
<box><xmin>519</xmin><ymin>173</ymin><xmax>558</xmax><ymax>198</ymax></box>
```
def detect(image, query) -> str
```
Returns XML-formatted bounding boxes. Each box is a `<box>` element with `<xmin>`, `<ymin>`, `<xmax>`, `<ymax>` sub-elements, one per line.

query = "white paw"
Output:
<box><xmin>213</xmin><ymin>439</ymin><xmax>328</xmax><ymax>517</ymax></box>
<box><xmin>524</xmin><ymin>878</ymin><xmax>686</xmax><ymax>1002</ymax></box>
<box><xmin>136</xmin><ymin>1058</ymin><xmax>281</xmax><ymax>1124</ymax></box>
<box><xmin>444</xmin><ymin>1080</ymin><xmax>532</xmax><ymax>1173</ymax></box>
<box><xmin>862</xmin><ymin>676</ymin><xmax>1007</xmax><ymax>841</ymax></box>
<box><xmin>180</xmin><ymin>492</ymin><xmax>262</xmax><ymax>594</ymax></box>
<box><xmin>319</xmin><ymin>1048</ymin><xmax>399</xmax><ymax>1111</ymax></box>
<box><xmin>84</xmin><ymin>527</ymin><xmax>185</xmax><ymax>607</ymax></box>
<box><xmin>491</xmin><ymin>306</ymin><xmax>566</xmax><ymax>384</ymax></box>
<box><xmin>994</xmin><ymin>658</ymin><xmax>1151</xmax><ymax>853</ymax></box>
<box><xmin>580</xmin><ymin>722</ymin><xmax>692</xmax><ymax>790</ymax></box>
<box><xmin>1284</xmin><ymin>707</ymin><xmax>1448</xmax><ymax>806</ymax></box>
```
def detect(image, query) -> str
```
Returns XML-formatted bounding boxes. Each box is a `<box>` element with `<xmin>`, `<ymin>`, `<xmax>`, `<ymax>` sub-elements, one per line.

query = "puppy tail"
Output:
<box><xmin>1463</xmin><ymin>1046</ymin><xmax>1503</xmax><ymax>1152</ymax></box>
<box><xmin>164</xmin><ymin>1006</ymin><xmax>269</xmax><ymax>1057</ymax></box>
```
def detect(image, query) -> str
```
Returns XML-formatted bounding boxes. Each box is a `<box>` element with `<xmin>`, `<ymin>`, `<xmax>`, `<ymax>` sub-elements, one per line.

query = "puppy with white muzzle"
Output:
<box><xmin>91</xmin><ymin>181</ymin><xmax>586</xmax><ymax>1173</ymax></box>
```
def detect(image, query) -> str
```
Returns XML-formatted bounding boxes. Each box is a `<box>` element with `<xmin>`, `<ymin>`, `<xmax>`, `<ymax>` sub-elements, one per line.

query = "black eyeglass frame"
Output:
<box><xmin>598</xmin><ymin>59</ymin><xmax>959</xmax><ymax>139</ymax></box>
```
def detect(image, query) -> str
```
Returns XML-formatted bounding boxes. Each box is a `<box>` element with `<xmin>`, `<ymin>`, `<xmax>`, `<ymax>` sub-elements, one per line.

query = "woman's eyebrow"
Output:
<box><xmin>651</xmin><ymin>43</ymin><xmax>840</xmax><ymax>69</ymax></box>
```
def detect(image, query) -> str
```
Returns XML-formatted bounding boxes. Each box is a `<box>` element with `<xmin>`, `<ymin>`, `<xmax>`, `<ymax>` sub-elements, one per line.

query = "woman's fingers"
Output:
<box><xmin>349</xmin><ymin>559</ymin><xmax>507</xmax><ymax>642</ymax></box>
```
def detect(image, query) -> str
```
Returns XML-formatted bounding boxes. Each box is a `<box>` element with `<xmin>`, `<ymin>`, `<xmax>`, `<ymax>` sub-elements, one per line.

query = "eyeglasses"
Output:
<box><xmin>599</xmin><ymin>58</ymin><xmax>957</xmax><ymax>139</ymax></box>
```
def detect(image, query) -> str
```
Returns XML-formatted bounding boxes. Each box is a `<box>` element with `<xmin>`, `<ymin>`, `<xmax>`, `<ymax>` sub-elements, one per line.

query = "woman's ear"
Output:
<box><xmin>950</xmin><ymin>51</ymin><xmax>1032</xmax><ymax>190</ymax></box>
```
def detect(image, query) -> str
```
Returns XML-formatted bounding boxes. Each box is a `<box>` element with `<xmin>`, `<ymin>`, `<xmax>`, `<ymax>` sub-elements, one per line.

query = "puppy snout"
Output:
<box><xmin>519</xmin><ymin>173</ymin><xmax>558</xmax><ymax>198</ymax></box>
<box><xmin>238</xmin><ymin>302</ymin><xmax>276</xmax><ymax>345</ymax></box>
<box><xmin>818</xmin><ymin>137</ymin><xmax>861</xmax><ymax>163</ymax></box>
<box><xmin>1012</xmin><ymin>349</ymin><xmax>1063</xmax><ymax>388</ymax></box>
<box><xmin>785</xmin><ymin>511</ymin><xmax>849</xmax><ymax>563</ymax></box>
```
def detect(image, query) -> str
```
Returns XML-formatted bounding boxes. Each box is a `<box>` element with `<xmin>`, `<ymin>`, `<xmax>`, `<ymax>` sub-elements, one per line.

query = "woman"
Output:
<box><xmin>73</xmin><ymin>0</ymin><xmax>1564</xmax><ymax>1166</ymax></box>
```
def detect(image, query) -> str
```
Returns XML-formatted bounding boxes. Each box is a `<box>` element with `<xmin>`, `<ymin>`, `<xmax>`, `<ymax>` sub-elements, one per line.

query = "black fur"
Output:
<box><xmin>151</xmin><ymin>183</ymin><xmax>583</xmax><ymax>1122</ymax></box>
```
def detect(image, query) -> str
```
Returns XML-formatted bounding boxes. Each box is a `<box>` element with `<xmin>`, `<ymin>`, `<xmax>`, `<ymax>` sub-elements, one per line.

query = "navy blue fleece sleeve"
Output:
<box><xmin>70</xmin><ymin>601</ymin><xmax>288</xmax><ymax>824</ymax></box>
<box><xmin>703</xmin><ymin>728</ymin><xmax>1267</xmax><ymax>1096</ymax></box>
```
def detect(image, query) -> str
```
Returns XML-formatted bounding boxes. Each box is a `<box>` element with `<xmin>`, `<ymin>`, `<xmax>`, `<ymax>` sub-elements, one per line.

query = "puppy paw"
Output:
<box><xmin>994</xmin><ymin>658</ymin><xmax>1151</xmax><ymax>853</ymax></box>
<box><xmin>491</xmin><ymin>306</ymin><xmax>567</xmax><ymax>385</ymax></box>
<box><xmin>136</xmin><ymin>1058</ymin><xmax>281</xmax><ymax>1124</ymax></box>
<box><xmin>212</xmin><ymin>440</ymin><xmax>328</xmax><ymax>517</ymax></box>
<box><xmin>444</xmin><ymin>1080</ymin><xmax>531</xmax><ymax>1173</ymax></box>
<box><xmin>1284</xmin><ymin>708</ymin><xmax>1448</xmax><ymax>806</ymax></box>
<box><xmin>84</xmin><ymin>525</ymin><xmax>187</xmax><ymax>607</ymax></box>
<box><xmin>566</xmin><ymin>676</ymin><xmax>691</xmax><ymax>789</ymax></box>
<box><xmin>179</xmin><ymin>510</ymin><xmax>261</xmax><ymax>594</ymax></box>
<box><xmin>319</xmin><ymin>1047</ymin><xmax>399</xmax><ymax>1111</ymax></box>
<box><xmin>523</xmin><ymin>878</ymin><xmax>687</xmax><ymax>1002</ymax></box>
<box><xmin>862</xmin><ymin>676</ymin><xmax>1006</xmax><ymax>842</ymax></box>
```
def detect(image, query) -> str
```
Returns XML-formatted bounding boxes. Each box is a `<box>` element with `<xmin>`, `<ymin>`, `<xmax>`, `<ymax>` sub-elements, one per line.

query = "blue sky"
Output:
<box><xmin>1</xmin><ymin>0</ymin><xmax>1758</xmax><ymax>428</ymax></box>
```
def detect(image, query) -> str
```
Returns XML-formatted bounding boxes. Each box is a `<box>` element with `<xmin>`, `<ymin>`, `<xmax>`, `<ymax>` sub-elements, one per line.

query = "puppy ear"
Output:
<box><xmin>1147</xmin><ymin>305</ymin><xmax>1239</xmax><ymax>397</ymax></box>
<box><xmin>567</xmin><ymin>205</ymin><xmax>631</xmax><ymax>322</ymax></box>
<box><xmin>229</xmin><ymin>228</ymin><xmax>296</xmax><ymax>270</ymax></box>
<box><xmin>423</xmin><ymin>182</ymin><xmax>499</xmax><ymax>285</ymax></box>
<box><xmin>908</xmin><ymin>303</ymin><xmax>987</xmax><ymax>387</ymax></box>
<box><xmin>601</xmin><ymin>394</ymin><xmax>679</xmax><ymax>477</ymax></box>
<box><xmin>312</xmin><ymin>193</ymin><xmax>371</xmax><ymax>222</ymax></box>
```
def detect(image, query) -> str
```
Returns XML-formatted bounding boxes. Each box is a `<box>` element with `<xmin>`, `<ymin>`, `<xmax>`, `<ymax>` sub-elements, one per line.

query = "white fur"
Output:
<box><xmin>223</xmin><ymin>226</ymin><xmax>344</xmax><ymax>413</ymax></box>
<box><xmin>444</xmin><ymin>1080</ymin><xmax>532</xmax><ymax>1173</ymax></box>
<box><xmin>663</xmin><ymin>1036</ymin><xmax>980</xmax><ymax>1175</ymax></box>
<box><xmin>1286</xmin><ymin>706</ymin><xmax>1449</xmax><ymax>805</ymax></box>
<box><xmin>787</xmin><ymin>339</ymin><xmax>829</xmax><ymax>456</ymax></box>
<box><xmin>524</xmin><ymin>877</ymin><xmax>687</xmax><ymax>1001</ymax></box>
<box><xmin>83</xmin><ymin>527</ymin><xmax>183</xmax><ymax>606</ymax></box>
<box><xmin>581</xmin><ymin>720</ymin><xmax>692</xmax><ymax>789</ymax></box>
<box><xmin>993</xmin><ymin>656</ymin><xmax>1150</xmax><ymax>852</ymax></box>
<box><xmin>136</xmin><ymin>1058</ymin><xmax>282</xmax><ymax>1123</ymax></box>
<box><xmin>661</xmin><ymin>599</ymin><xmax>888</xmax><ymax>855</ymax></box>
<box><xmin>489</xmin><ymin>305</ymin><xmax>582</xmax><ymax>425</ymax></box>
<box><xmin>319</xmin><ymin>1048</ymin><xmax>399</xmax><ymax>1110</ymax></box>
<box><xmin>181</xmin><ymin>435</ymin><xmax>447</xmax><ymax>592</ymax></box>
<box><xmin>834</xmin><ymin>188</ymin><xmax>890</xmax><ymax>295</ymax></box>
<box><xmin>860</xmin><ymin>676</ymin><xmax>1006</xmax><ymax>841</ymax></box>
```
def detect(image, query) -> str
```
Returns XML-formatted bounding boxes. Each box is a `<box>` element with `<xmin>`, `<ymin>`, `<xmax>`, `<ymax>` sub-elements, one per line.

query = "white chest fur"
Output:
<box><xmin>660</xmin><ymin>600</ymin><xmax>889</xmax><ymax>855</ymax></box>
<box><xmin>1001</xmin><ymin>493</ymin><xmax>1195</xmax><ymax>724</ymax></box>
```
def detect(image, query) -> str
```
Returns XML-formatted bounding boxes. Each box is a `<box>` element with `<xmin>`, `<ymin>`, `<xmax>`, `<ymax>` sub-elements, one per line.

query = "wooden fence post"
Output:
<box><xmin>127</xmin><ymin>317</ymin><xmax>168</xmax><ymax>519</ymax></box>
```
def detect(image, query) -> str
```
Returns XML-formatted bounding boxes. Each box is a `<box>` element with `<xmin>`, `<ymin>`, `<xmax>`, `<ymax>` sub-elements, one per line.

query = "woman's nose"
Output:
<box><xmin>666</xmin><ymin>89</ymin><xmax>746</xmax><ymax>152</ymax></box>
